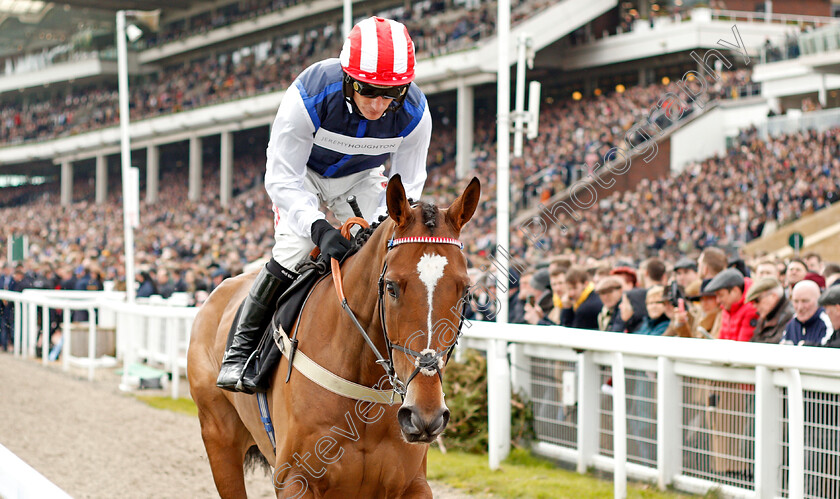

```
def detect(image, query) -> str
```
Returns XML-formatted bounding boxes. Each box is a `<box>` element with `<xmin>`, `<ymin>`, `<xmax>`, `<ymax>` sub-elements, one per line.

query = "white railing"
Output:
<box><xmin>758</xmin><ymin>107</ymin><xmax>840</xmax><ymax>138</ymax></box>
<box><xmin>462</xmin><ymin>321</ymin><xmax>840</xmax><ymax>499</ymax></box>
<box><xmin>5</xmin><ymin>290</ymin><xmax>840</xmax><ymax>497</ymax></box>
<box><xmin>0</xmin><ymin>289</ymin><xmax>197</xmax><ymax>398</ymax></box>
<box><xmin>709</xmin><ymin>9</ymin><xmax>840</xmax><ymax>29</ymax></box>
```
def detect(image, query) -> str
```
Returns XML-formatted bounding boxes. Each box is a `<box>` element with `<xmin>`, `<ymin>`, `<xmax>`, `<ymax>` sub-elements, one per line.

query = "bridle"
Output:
<box><xmin>332</xmin><ymin>225</ymin><xmax>468</xmax><ymax>401</ymax></box>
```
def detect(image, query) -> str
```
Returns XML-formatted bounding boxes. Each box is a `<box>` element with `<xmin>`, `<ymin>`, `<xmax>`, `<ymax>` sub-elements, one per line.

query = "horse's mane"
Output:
<box><xmin>351</xmin><ymin>200</ymin><xmax>439</xmax><ymax>251</ymax></box>
<box><xmin>293</xmin><ymin>200</ymin><xmax>440</xmax><ymax>275</ymax></box>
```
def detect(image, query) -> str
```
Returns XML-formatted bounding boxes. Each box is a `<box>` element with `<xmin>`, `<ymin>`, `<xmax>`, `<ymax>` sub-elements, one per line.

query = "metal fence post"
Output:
<box><xmin>657</xmin><ymin>356</ymin><xmax>680</xmax><ymax>489</ymax></box>
<box><xmin>509</xmin><ymin>342</ymin><xmax>530</xmax><ymax>400</ymax></box>
<box><xmin>13</xmin><ymin>300</ymin><xmax>21</xmax><ymax>357</ymax></box>
<box><xmin>612</xmin><ymin>352</ymin><xmax>627</xmax><ymax>499</ymax></box>
<box><xmin>41</xmin><ymin>306</ymin><xmax>50</xmax><ymax>365</ymax></box>
<box><xmin>488</xmin><ymin>338</ymin><xmax>511</xmax><ymax>469</ymax></box>
<box><xmin>754</xmin><ymin>366</ymin><xmax>781</xmax><ymax>498</ymax></box>
<box><xmin>87</xmin><ymin>308</ymin><xmax>97</xmax><ymax>381</ymax></box>
<box><xmin>27</xmin><ymin>302</ymin><xmax>37</xmax><ymax>358</ymax></box>
<box><xmin>786</xmin><ymin>368</ymin><xmax>805</xmax><ymax>499</ymax></box>
<box><xmin>62</xmin><ymin>308</ymin><xmax>71</xmax><ymax>372</ymax></box>
<box><xmin>577</xmin><ymin>350</ymin><xmax>599</xmax><ymax>473</ymax></box>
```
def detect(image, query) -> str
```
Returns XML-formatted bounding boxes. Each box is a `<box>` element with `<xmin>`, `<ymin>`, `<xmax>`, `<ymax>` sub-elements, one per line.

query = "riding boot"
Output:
<box><xmin>216</xmin><ymin>262</ymin><xmax>296</xmax><ymax>393</ymax></box>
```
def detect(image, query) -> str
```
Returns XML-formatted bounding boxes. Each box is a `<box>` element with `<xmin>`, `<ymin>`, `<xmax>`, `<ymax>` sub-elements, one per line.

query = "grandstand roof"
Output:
<box><xmin>0</xmin><ymin>1</ymin><xmax>196</xmax><ymax>58</ymax></box>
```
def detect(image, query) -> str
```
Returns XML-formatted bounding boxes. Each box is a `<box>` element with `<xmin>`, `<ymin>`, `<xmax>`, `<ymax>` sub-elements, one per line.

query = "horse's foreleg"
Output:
<box><xmin>197</xmin><ymin>394</ymin><xmax>252</xmax><ymax>499</ymax></box>
<box><xmin>399</xmin><ymin>477</ymin><xmax>433</xmax><ymax>499</ymax></box>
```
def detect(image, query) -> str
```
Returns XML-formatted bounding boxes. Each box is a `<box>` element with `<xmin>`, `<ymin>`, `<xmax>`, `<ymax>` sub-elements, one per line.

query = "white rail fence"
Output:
<box><xmin>3</xmin><ymin>291</ymin><xmax>838</xmax><ymax>498</ymax></box>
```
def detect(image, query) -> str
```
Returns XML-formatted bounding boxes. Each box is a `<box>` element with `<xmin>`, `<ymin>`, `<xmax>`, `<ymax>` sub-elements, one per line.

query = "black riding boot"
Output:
<box><xmin>216</xmin><ymin>261</ymin><xmax>296</xmax><ymax>393</ymax></box>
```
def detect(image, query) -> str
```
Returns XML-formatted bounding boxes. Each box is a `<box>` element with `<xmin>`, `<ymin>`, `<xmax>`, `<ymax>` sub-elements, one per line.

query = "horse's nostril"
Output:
<box><xmin>428</xmin><ymin>408</ymin><xmax>450</xmax><ymax>436</ymax></box>
<box><xmin>398</xmin><ymin>407</ymin><xmax>419</xmax><ymax>433</ymax></box>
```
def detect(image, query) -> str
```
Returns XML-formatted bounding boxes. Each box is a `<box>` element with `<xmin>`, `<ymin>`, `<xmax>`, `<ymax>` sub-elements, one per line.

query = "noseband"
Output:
<box><xmin>334</xmin><ymin>232</ymin><xmax>468</xmax><ymax>401</ymax></box>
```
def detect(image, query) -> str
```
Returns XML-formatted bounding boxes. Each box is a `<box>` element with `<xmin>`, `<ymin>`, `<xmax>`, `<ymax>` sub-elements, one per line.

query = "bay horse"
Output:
<box><xmin>188</xmin><ymin>175</ymin><xmax>480</xmax><ymax>498</ymax></box>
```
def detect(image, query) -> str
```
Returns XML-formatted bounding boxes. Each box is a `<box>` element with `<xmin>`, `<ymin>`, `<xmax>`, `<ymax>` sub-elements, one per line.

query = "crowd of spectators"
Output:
<box><xmin>0</xmin><ymin>0</ymin><xmax>550</xmax><ymax>146</ymax></box>
<box><xmin>459</xmin><ymin>243</ymin><xmax>839</xmax><ymax>491</ymax></box>
<box><xmin>441</xmin><ymin>125</ymin><xmax>840</xmax><ymax>267</ymax></box>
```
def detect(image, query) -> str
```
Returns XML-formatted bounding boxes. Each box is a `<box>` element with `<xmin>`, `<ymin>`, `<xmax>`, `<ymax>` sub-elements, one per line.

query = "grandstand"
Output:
<box><xmin>3</xmin><ymin>0</ymin><xmax>840</xmax><ymax>497</ymax></box>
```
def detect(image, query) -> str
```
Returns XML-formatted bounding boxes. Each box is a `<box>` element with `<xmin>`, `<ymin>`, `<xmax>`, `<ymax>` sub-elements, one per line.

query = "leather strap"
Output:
<box><xmin>273</xmin><ymin>327</ymin><xmax>403</xmax><ymax>405</ymax></box>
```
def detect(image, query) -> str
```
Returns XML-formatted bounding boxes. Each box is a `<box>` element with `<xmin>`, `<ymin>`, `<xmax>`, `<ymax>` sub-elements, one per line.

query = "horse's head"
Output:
<box><xmin>380</xmin><ymin>174</ymin><xmax>480</xmax><ymax>443</ymax></box>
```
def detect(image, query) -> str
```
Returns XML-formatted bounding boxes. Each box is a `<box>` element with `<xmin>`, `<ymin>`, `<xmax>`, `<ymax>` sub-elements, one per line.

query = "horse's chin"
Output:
<box><xmin>400</xmin><ymin>431</ymin><xmax>438</xmax><ymax>444</ymax></box>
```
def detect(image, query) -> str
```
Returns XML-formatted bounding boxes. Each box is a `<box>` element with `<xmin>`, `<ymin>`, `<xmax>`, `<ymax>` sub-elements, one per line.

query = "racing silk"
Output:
<box><xmin>265</xmin><ymin>58</ymin><xmax>431</xmax><ymax>238</ymax></box>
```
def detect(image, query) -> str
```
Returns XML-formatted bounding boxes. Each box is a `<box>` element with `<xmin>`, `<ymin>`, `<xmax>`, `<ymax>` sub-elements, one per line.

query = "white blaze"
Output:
<box><xmin>416</xmin><ymin>253</ymin><xmax>448</xmax><ymax>349</ymax></box>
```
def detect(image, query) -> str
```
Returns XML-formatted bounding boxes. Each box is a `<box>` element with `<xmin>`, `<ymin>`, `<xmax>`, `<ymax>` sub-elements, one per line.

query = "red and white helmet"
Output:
<box><xmin>339</xmin><ymin>17</ymin><xmax>415</xmax><ymax>86</ymax></box>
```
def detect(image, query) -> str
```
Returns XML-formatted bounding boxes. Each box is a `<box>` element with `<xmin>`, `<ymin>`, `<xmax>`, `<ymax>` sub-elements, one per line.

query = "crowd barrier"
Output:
<box><xmin>3</xmin><ymin>289</ymin><xmax>839</xmax><ymax>498</ymax></box>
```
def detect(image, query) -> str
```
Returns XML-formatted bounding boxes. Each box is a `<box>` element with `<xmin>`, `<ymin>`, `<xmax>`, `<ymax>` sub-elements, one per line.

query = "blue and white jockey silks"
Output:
<box><xmin>265</xmin><ymin>58</ymin><xmax>431</xmax><ymax>241</ymax></box>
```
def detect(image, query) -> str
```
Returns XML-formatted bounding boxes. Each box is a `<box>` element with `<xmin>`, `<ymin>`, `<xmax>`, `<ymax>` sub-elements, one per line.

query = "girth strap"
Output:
<box><xmin>273</xmin><ymin>327</ymin><xmax>403</xmax><ymax>405</ymax></box>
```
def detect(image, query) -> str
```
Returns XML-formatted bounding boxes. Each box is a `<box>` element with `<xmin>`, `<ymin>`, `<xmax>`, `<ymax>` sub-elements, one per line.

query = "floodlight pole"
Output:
<box><xmin>343</xmin><ymin>0</ymin><xmax>352</xmax><ymax>36</ymax></box>
<box><xmin>488</xmin><ymin>0</ymin><xmax>512</xmax><ymax>473</ymax></box>
<box><xmin>116</xmin><ymin>10</ymin><xmax>137</xmax><ymax>304</ymax></box>
<box><xmin>496</xmin><ymin>0</ymin><xmax>510</xmax><ymax>326</ymax></box>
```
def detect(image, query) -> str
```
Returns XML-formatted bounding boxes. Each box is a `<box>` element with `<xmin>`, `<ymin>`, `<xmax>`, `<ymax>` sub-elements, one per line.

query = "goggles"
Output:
<box><xmin>352</xmin><ymin>79</ymin><xmax>408</xmax><ymax>100</ymax></box>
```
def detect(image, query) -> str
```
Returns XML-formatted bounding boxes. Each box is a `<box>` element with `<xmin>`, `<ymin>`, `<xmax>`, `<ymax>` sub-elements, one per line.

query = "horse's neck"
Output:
<box><xmin>315</xmin><ymin>221</ymin><xmax>392</xmax><ymax>384</ymax></box>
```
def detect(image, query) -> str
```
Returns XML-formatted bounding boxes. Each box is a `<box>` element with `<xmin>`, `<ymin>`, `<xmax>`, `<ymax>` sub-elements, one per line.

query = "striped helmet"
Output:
<box><xmin>339</xmin><ymin>17</ymin><xmax>415</xmax><ymax>86</ymax></box>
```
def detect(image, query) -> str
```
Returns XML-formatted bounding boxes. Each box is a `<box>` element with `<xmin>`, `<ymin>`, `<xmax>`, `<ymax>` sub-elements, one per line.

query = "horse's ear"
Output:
<box><xmin>386</xmin><ymin>174</ymin><xmax>412</xmax><ymax>228</ymax></box>
<box><xmin>446</xmin><ymin>177</ymin><xmax>481</xmax><ymax>232</ymax></box>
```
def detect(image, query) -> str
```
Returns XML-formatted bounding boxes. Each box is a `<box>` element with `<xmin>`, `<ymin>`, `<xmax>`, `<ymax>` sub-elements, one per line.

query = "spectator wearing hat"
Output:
<box><xmin>560</xmin><ymin>266</ymin><xmax>602</xmax><ymax>330</ymax></box>
<box><xmin>781</xmin><ymin>280</ymin><xmax>834</xmax><ymax>346</ymax></box>
<box><xmin>704</xmin><ymin>269</ymin><xmax>756</xmax><ymax>480</ymax></box>
<box><xmin>818</xmin><ymin>287</ymin><xmax>840</xmax><ymax>347</ymax></box>
<box><xmin>704</xmin><ymin>268</ymin><xmax>758</xmax><ymax>342</ymax></box>
<box><xmin>610</xmin><ymin>266</ymin><xmax>637</xmax><ymax>291</ymax></box>
<box><xmin>523</xmin><ymin>268</ymin><xmax>553</xmax><ymax>326</ymax></box>
<box><xmin>804</xmin><ymin>272</ymin><xmax>826</xmax><ymax>290</ymax></box>
<box><xmin>595</xmin><ymin>276</ymin><xmax>625</xmax><ymax>332</ymax></box>
<box><xmin>665</xmin><ymin>278</ymin><xmax>720</xmax><ymax>339</ymax></box>
<box><xmin>745</xmin><ymin>277</ymin><xmax>793</xmax><ymax>344</ymax></box>
<box><xmin>673</xmin><ymin>257</ymin><xmax>699</xmax><ymax>290</ymax></box>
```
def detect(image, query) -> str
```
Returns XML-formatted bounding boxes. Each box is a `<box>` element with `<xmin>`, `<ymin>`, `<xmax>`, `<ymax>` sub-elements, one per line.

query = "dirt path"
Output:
<box><xmin>0</xmin><ymin>354</ymin><xmax>476</xmax><ymax>498</ymax></box>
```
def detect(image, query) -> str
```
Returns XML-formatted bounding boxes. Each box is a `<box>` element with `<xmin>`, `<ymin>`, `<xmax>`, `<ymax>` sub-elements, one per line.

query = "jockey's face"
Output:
<box><xmin>353</xmin><ymin>92</ymin><xmax>393</xmax><ymax>120</ymax></box>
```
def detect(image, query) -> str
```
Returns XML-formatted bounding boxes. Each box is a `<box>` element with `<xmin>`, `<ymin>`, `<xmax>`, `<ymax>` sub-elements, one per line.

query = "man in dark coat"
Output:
<box><xmin>745</xmin><ymin>277</ymin><xmax>794</xmax><ymax>344</ymax></box>
<box><xmin>560</xmin><ymin>266</ymin><xmax>603</xmax><ymax>330</ymax></box>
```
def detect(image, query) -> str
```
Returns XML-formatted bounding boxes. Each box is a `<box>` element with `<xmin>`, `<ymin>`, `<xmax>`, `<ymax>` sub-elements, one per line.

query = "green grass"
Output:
<box><xmin>427</xmin><ymin>448</ymin><xmax>695</xmax><ymax>499</ymax></box>
<box><xmin>136</xmin><ymin>397</ymin><xmax>700</xmax><ymax>498</ymax></box>
<box><xmin>135</xmin><ymin>395</ymin><xmax>198</xmax><ymax>417</ymax></box>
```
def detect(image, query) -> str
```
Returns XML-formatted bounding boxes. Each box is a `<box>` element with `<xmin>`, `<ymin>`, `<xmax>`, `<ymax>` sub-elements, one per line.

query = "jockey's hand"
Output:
<box><xmin>311</xmin><ymin>219</ymin><xmax>352</xmax><ymax>261</ymax></box>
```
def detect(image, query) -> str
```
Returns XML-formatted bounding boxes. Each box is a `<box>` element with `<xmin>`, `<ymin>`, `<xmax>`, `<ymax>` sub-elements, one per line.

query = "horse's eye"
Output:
<box><xmin>386</xmin><ymin>281</ymin><xmax>399</xmax><ymax>299</ymax></box>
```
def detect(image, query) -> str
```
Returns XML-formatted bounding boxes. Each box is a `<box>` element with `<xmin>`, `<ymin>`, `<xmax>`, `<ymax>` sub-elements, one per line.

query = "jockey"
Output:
<box><xmin>217</xmin><ymin>17</ymin><xmax>432</xmax><ymax>393</ymax></box>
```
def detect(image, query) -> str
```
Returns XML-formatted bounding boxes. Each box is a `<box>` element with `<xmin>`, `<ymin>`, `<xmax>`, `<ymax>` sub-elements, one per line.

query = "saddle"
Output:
<box><xmin>226</xmin><ymin>256</ymin><xmax>331</xmax><ymax>393</ymax></box>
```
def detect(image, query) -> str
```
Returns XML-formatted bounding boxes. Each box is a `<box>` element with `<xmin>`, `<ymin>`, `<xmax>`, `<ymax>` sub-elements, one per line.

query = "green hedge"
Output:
<box><xmin>440</xmin><ymin>349</ymin><xmax>533</xmax><ymax>453</ymax></box>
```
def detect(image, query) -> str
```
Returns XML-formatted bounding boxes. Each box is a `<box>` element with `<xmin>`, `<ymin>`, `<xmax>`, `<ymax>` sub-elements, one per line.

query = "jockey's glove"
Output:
<box><xmin>311</xmin><ymin>219</ymin><xmax>352</xmax><ymax>261</ymax></box>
